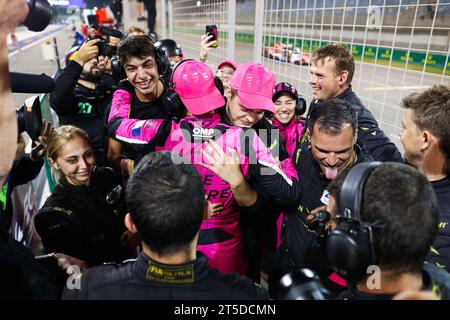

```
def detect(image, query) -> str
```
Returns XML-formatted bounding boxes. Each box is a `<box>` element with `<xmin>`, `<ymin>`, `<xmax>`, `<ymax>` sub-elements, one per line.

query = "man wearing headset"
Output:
<box><xmin>308</xmin><ymin>44</ymin><xmax>403</xmax><ymax>163</ymax></box>
<box><xmin>272</xmin><ymin>99</ymin><xmax>372</xmax><ymax>298</ymax></box>
<box><xmin>106</xmin><ymin>35</ymin><xmax>169</xmax><ymax>180</ymax></box>
<box><xmin>399</xmin><ymin>85</ymin><xmax>450</xmax><ymax>273</ymax></box>
<box><xmin>325</xmin><ymin>162</ymin><xmax>450</xmax><ymax>300</ymax></box>
<box><xmin>108</xmin><ymin>60</ymin><xmax>299</xmax><ymax>275</ymax></box>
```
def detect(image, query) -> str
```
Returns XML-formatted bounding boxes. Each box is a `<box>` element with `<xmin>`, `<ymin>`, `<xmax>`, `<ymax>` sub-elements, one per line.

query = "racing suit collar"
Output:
<box><xmin>133</xmin><ymin>251</ymin><xmax>211</xmax><ymax>284</ymax></box>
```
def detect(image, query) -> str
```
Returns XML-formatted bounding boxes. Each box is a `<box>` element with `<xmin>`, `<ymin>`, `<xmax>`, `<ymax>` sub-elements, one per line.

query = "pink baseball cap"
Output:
<box><xmin>217</xmin><ymin>59</ymin><xmax>238</xmax><ymax>71</ymax></box>
<box><xmin>172</xmin><ymin>60</ymin><xmax>225</xmax><ymax>115</ymax></box>
<box><xmin>231</xmin><ymin>63</ymin><xmax>276</xmax><ymax>113</ymax></box>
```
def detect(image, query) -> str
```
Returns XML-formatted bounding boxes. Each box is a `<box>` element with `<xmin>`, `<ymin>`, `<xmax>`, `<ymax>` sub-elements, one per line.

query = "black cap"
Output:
<box><xmin>272</xmin><ymin>82</ymin><xmax>298</xmax><ymax>102</ymax></box>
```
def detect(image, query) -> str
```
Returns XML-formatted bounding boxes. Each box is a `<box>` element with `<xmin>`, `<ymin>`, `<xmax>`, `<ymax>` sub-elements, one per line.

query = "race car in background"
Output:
<box><xmin>264</xmin><ymin>42</ymin><xmax>311</xmax><ymax>65</ymax></box>
<box><xmin>289</xmin><ymin>46</ymin><xmax>311</xmax><ymax>65</ymax></box>
<box><xmin>264</xmin><ymin>42</ymin><xmax>288</xmax><ymax>61</ymax></box>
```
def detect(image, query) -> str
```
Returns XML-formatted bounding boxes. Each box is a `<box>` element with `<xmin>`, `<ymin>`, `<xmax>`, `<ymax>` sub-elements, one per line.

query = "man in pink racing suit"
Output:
<box><xmin>108</xmin><ymin>60</ymin><xmax>298</xmax><ymax>275</ymax></box>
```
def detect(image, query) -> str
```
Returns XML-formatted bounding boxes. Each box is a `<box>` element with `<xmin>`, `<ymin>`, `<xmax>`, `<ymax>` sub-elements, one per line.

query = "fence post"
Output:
<box><xmin>123</xmin><ymin>0</ymin><xmax>130</xmax><ymax>34</ymax></box>
<box><xmin>168</xmin><ymin>0</ymin><xmax>174</xmax><ymax>39</ymax></box>
<box><xmin>253</xmin><ymin>0</ymin><xmax>265</xmax><ymax>63</ymax></box>
<box><xmin>160</xmin><ymin>0</ymin><xmax>167</xmax><ymax>39</ymax></box>
<box><xmin>228</xmin><ymin>0</ymin><xmax>236</xmax><ymax>61</ymax></box>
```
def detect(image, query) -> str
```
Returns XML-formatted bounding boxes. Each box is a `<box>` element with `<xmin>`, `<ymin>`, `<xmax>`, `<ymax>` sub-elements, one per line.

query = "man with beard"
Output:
<box><xmin>50</xmin><ymin>39</ymin><xmax>116</xmax><ymax>166</ymax></box>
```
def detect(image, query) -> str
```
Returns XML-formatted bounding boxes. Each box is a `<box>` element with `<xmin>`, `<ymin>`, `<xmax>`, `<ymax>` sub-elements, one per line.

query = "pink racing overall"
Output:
<box><xmin>109</xmin><ymin>89</ymin><xmax>299</xmax><ymax>275</ymax></box>
<box><xmin>272</xmin><ymin>119</ymin><xmax>305</xmax><ymax>159</ymax></box>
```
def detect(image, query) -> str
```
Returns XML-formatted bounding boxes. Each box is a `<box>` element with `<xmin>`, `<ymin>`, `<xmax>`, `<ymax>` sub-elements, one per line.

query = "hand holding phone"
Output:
<box><xmin>205</xmin><ymin>25</ymin><xmax>219</xmax><ymax>48</ymax></box>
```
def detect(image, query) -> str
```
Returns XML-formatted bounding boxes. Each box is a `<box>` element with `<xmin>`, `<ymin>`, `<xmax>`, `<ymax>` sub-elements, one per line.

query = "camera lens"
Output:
<box><xmin>23</xmin><ymin>0</ymin><xmax>52</xmax><ymax>32</ymax></box>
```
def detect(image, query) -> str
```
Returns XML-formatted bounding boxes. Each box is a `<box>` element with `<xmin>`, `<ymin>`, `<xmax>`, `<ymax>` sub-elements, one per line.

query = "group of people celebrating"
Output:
<box><xmin>12</xmin><ymin>28</ymin><xmax>449</xmax><ymax>300</ymax></box>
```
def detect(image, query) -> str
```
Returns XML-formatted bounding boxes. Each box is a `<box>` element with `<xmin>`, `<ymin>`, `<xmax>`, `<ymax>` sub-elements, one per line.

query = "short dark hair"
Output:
<box><xmin>312</xmin><ymin>43</ymin><xmax>355</xmax><ymax>85</ymax></box>
<box><xmin>329</xmin><ymin>162</ymin><xmax>439</xmax><ymax>275</ymax></box>
<box><xmin>118</xmin><ymin>35</ymin><xmax>156</xmax><ymax>66</ymax></box>
<box><xmin>308</xmin><ymin>99</ymin><xmax>358</xmax><ymax>136</ymax></box>
<box><xmin>401</xmin><ymin>85</ymin><xmax>450</xmax><ymax>162</ymax></box>
<box><xmin>125</xmin><ymin>151</ymin><xmax>205</xmax><ymax>256</ymax></box>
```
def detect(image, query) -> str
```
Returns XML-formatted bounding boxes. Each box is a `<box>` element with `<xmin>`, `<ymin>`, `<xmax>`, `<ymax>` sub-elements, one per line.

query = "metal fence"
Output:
<box><xmin>162</xmin><ymin>0</ymin><xmax>236</xmax><ymax>70</ymax></box>
<box><xmin>160</xmin><ymin>0</ymin><xmax>450</xmax><ymax>150</ymax></box>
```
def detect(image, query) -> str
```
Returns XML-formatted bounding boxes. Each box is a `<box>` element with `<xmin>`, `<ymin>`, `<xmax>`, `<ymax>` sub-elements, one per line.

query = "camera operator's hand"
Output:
<box><xmin>30</xmin><ymin>120</ymin><xmax>53</xmax><ymax>161</ymax></box>
<box><xmin>0</xmin><ymin>0</ymin><xmax>25</xmax><ymax>185</ymax></box>
<box><xmin>0</xmin><ymin>0</ymin><xmax>29</xmax><ymax>36</ymax></box>
<box><xmin>72</xmin><ymin>38</ymin><xmax>100</xmax><ymax>67</ymax></box>
<box><xmin>306</xmin><ymin>204</ymin><xmax>327</xmax><ymax>222</ymax></box>
<box><xmin>199</xmin><ymin>34</ymin><xmax>217</xmax><ymax>63</ymax></box>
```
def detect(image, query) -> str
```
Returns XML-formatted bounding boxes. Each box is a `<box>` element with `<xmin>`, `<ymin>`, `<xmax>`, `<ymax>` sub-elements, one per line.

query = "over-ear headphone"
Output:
<box><xmin>326</xmin><ymin>162</ymin><xmax>382</xmax><ymax>284</ymax></box>
<box><xmin>162</xmin><ymin>59</ymin><xmax>226</xmax><ymax>119</ymax></box>
<box><xmin>110</xmin><ymin>35</ymin><xmax>171</xmax><ymax>83</ymax></box>
<box><xmin>296</xmin><ymin>96</ymin><xmax>307</xmax><ymax>116</ymax></box>
<box><xmin>162</xmin><ymin>59</ymin><xmax>191</xmax><ymax>118</ymax></box>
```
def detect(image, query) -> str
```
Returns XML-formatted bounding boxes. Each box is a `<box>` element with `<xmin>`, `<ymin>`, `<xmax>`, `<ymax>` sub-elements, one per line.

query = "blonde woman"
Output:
<box><xmin>35</xmin><ymin>125</ymin><xmax>132</xmax><ymax>267</ymax></box>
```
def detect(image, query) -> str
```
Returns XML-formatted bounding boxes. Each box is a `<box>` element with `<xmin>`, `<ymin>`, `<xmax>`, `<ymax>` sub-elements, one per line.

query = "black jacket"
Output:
<box><xmin>34</xmin><ymin>167</ymin><xmax>126</xmax><ymax>266</ymax></box>
<box><xmin>309</xmin><ymin>86</ymin><xmax>403</xmax><ymax>163</ymax></box>
<box><xmin>337</xmin><ymin>263</ymin><xmax>450</xmax><ymax>300</ymax></box>
<box><xmin>281</xmin><ymin>140</ymin><xmax>372</xmax><ymax>280</ymax></box>
<box><xmin>62</xmin><ymin>251</ymin><xmax>269</xmax><ymax>300</ymax></box>
<box><xmin>50</xmin><ymin>61</ymin><xmax>116</xmax><ymax>166</ymax></box>
<box><xmin>427</xmin><ymin>176</ymin><xmax>450</xmax><ymax>272</ymax></box>
<box><xmin>0</xmin><ymin>227</ymin><xmax>58</xmax><ymax>299</ymax></box>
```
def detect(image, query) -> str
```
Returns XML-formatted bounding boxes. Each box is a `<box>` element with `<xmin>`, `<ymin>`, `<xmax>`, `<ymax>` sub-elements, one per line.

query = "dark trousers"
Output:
<box><xmin>143</xmin><ymin>0</ymin><xmax>156</xmax><ymax>33</ymax></box>
<box><xmin>110</xmin><ymin>0</ymin><xmax>123</xmax><ymax>24</ymax></box>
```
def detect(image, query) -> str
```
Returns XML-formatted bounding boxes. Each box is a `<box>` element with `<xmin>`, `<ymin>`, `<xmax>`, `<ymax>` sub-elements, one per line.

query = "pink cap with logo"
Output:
<box><xmin>217</xmin><ymin>59</ymin><xmax>238</xmax><ymax>71</ymax></box>
<box><xmin>172</xmin><ymin>60</ymin><xmax>225</xmax><ymax>115</ymax></box>
<box><xmin>231</xmin><ymin>63</ymin><xmax>276</xmax><ymax>113</ymax></box>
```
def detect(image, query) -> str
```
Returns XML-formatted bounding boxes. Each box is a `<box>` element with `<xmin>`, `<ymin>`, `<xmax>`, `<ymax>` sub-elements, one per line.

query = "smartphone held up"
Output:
<box><xmin>205</xmin><ymin>25</ymin><xmax>219</xmax><ymax>48</ymax></box>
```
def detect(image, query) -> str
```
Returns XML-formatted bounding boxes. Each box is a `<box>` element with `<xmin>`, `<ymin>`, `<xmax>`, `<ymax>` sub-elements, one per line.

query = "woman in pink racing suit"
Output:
<box><xmin>108</xmin><ymin>60</ymin><xmax>298</xmax><ymax>275</ymax></box>
<box><xmin>271</xmin><ymin>82</ymin><xmax>306</xmax><ymax>251</ymax></box>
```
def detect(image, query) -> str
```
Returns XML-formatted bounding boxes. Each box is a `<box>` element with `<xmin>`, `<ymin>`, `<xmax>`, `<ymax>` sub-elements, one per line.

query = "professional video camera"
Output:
<box><xmin>277</xmin><ymin>268</ymin><xmax>330</xmax><ymax>300</ymax></box>
<box><xmin>89</xmin><ymin>24</ymin><xmax>123</xmax><ymax>58</ymax></box>
<box><xmin>9</xmin><ymin>0</ymin><xmax>53</xmax><ymax>140</ymax></box>
<box><xmin>23</xmin><ymin>0</ymin><xmax>52</xmax><ymax>32</ymax></box>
